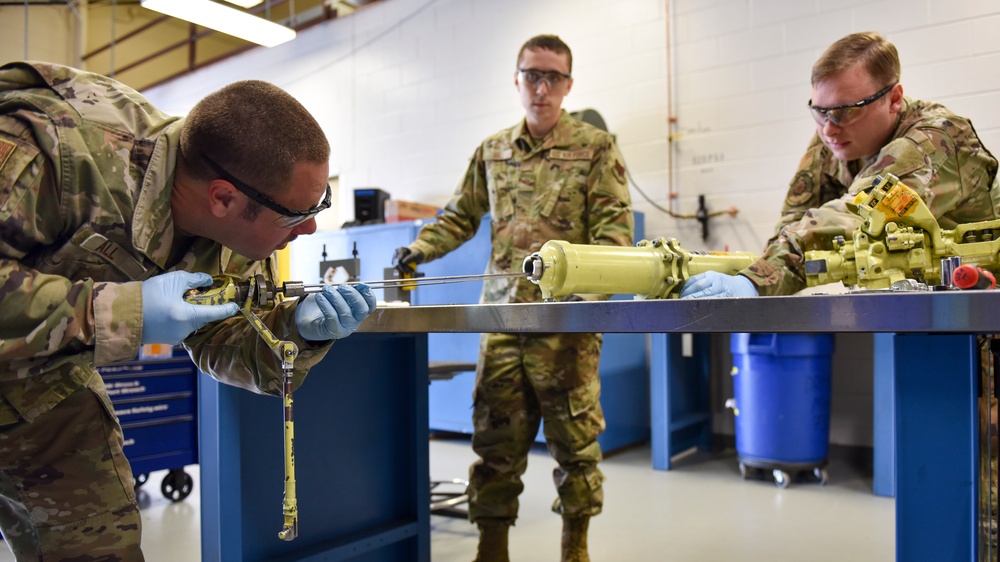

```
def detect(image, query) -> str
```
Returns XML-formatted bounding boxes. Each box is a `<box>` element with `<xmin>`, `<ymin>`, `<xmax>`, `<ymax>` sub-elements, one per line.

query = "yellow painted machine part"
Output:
<box><xmin>528</xmin><ymin>239</ymin><xmax>758</xmax><ymax>300</ymax></box>
<box><xmin>276</xmin><ymin>247</ymin><xmax>292</xmax><ymax>285</ymax></box>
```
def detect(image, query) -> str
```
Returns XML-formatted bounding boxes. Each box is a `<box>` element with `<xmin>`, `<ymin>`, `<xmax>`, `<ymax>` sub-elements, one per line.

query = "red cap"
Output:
<box><xmin>953</xmin><ymin>264</ymin><xmax>996</xmax><ymax>290</ymax></box>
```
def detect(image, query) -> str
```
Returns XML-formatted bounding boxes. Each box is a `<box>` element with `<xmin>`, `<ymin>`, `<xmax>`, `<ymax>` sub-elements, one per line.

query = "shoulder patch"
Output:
<box><xmin>0</xmin><ymin>138</ymin><xmax>15</xmax><ymax>171</ymax></box>
<box><xmin>873</xmin><ymin>137</ymin><xmax>926</xmax><ymax>178</ymax></box>
<box><xmin>550</xmin><ymin>149</ymin><xmax>593</xmax><ymax>161</ymax></box>
<box><xmin>785</xmin><ymin>171</ymin><xmax>814</xmax><ymax>206</ymax></box>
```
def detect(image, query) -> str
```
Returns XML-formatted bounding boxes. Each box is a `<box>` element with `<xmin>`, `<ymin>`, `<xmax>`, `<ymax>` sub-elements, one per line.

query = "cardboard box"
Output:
<box><xmin>385</xmin><ymin>200</ymin><xmax>440</xmax><ymax>222</ymax></box>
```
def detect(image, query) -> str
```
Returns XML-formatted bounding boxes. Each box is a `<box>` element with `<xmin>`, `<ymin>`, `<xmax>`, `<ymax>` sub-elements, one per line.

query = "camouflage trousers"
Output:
<box><xmin>0</xmin><ymin>380</ymin><xmax>143</xmax><ymax>561</ymax></box>
<box><xmin>468</xmin><ymin>332</ymin><xmax>605</xmax><ymax>524</ymax></box>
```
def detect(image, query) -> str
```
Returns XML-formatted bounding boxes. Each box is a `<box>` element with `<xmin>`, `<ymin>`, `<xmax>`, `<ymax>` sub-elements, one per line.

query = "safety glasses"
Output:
<box><xmin>517</xmin><ymin>68</ymin><xmax>572</xmax><ymax>89</ymax></box>
<box><xmin>808</xmin><ymin>82</ymin><xmax>896</xmax><ymax>127</ymax></box>
<box><xmin>202</xmin><ymin>155</ymin><xmax>331</xmax><ymax>228</ymax></box>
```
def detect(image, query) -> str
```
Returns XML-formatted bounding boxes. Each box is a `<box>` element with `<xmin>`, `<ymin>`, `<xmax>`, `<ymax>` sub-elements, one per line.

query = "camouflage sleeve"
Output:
<box><xmin>0</xmin><ymin>123</ymin><xmax>144</xmax><ymax>367</ymax></box>
<box><xmin>587</xmin><ymin>138</ymin><xmax>633</xmax><ymax>248</ymax></box>
<box><xmin>774</xmin><ymin>136</ymin><xmax>827</xmax><ymax>236</ymax></box>
<box><xmin>182</xmin><ymin>259</ymin><xmax>332</xmax><ymax>397</ymax></box>
<box><xmin>409</xmin><ymin>147</ymin><xmax>491</xmax><ymax>262</ymax></box>
<box><xmin>743</xmin><ymin>122</ymin><xmax>999</xmax><ymax>296</ymax></box>
<box><xmin>568</xmin><ymin>137</ymin><xmax>634</xmax><ymax>303</ymax></box>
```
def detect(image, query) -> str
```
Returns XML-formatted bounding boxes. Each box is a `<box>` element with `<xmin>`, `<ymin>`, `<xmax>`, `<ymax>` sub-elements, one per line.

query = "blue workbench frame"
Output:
<box><xmin>196</xmin><ymin>291</ymin><xmax>994</xmax><ymax>562</ymax></box>
<box><xmin>650</xmin><ymin>331</ymin><xmax>982</xmax><ymax>562</ymax></box>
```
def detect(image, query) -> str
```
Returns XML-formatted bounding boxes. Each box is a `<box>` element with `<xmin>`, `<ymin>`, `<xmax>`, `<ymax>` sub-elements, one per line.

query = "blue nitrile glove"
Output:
<box><xmin>295</xmin><ymin>283</ymin><xmax>377</xmax><ymax>341</ymax></box>
<box><xmin>680</xmin><ymin>271</ymin><xmax>758</xmax><ymax>299</ymax></box>
<box><xmin>141</xmin><ymin>271</ymin><xmax>240</xmax><ymax>345</ymax></box>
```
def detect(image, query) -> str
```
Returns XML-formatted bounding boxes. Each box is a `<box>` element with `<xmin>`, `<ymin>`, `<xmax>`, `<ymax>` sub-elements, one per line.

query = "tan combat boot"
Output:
<box><xmin>561</xmin><ymin>516</ymin><xmax>590</xmax><ymax>562</ymax></box>
<box><xmin>473</xmin><ymin>520</ymin><xmax>510</xmax><ymax>562</ymax></box>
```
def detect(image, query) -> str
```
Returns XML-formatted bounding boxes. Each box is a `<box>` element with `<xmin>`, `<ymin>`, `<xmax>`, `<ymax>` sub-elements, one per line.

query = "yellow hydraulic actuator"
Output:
<box><xmin>523</xmin><ymin>238</ymin><xmax>758</xmax><ymax>300</ymax></box>
<box><xmin>804</xmin><ymin>174</ymin><xmax>1000</xmax><ymax>289</ymax></box>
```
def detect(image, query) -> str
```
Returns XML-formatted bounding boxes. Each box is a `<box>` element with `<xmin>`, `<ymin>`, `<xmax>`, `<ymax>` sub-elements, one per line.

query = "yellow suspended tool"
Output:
<box><xmin>184</xmin><ymin>273</ymin><xmax>321</xmax><ymax>541</ymax></box>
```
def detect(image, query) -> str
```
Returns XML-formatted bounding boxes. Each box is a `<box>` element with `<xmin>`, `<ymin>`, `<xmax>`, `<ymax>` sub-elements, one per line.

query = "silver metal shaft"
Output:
<box><xmin>352</xmin><ymin>272</ymin><xmax>527</xmax><ymax>289</ymax></box>
<box><xmin>279</xmin><ymin>272</ymin><xmax>527</xmax><ymax>294</ymax></box>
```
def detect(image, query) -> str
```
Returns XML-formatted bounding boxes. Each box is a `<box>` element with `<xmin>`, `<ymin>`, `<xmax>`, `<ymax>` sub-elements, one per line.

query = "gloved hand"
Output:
<box><xmin>680</xmin><ymin>271</ymin><xmax>758</xmax><ymax>299</ymax></box>
<box><xmin>141</xmin><ymin>271</ymin><xmax>240</xmax><ymax>345</ymax></box>
<box><xmin>392</xmin><ymin>246</ymin><xmax>424</xmax><ymax>276</ymax></box>
<box><xmin>295</xmin><ymin>283</ymin><xmax>377</xmax><ymax>341</ymax></box>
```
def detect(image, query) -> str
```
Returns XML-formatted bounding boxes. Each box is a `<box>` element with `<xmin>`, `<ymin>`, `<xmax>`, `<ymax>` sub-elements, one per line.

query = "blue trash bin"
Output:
<box><xmin>729</xmin><ymin>333</ymin><xmax>834</xmax><ymax>488</ymax></box>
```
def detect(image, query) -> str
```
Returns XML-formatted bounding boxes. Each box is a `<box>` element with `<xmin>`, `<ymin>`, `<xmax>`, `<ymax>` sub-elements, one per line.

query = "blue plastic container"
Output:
<box><xmin>730</xmin><ymin>333</ymin><xmax>834</xmax><ymax>467</ymax></box>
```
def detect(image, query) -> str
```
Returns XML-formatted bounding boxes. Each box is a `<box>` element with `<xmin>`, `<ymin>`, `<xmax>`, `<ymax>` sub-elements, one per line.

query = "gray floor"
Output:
<box><xmin>0</xmin><ymin>437</ymin><xmax>894</xmax><ymax>561</ymax></box>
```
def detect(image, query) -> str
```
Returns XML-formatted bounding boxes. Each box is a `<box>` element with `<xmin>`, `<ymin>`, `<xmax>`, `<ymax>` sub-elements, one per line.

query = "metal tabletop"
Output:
<box><xmin>360</xmin><ymin>290</ymin><xmax>1000</xmax><ymax>334</ymax></box>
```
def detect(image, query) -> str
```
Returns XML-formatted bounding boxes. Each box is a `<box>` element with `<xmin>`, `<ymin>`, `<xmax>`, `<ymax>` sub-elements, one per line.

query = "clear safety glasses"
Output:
<box><xmin>808</xmin><ymin>82</ymin><xmax>896</xmax><ymax>127</ymax></box>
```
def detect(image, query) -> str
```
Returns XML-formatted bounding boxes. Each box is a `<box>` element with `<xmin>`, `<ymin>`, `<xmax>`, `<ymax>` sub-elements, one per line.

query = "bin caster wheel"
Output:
<box><xmin>134</xmin><ymin>473</ymin><xmax>149</xmax><ymax>489</ymax></box>
<box><xmin>772</xmin><ymin>469</ymin><xmax>791</xmax><ymax>489</ymax></box>
<box><xmin>814</xmin><ymin>467</ymin><xmax>829</xmax><ymax>486</ymax></box>
<box><xmin>161</xmin><ymin>469</ymin><xmax>193</xmax><ymax>502</ymax></box>
<box><xmin>739</xmin><ymin>462</ymin><xmax>748</xmax><ymax>480</ymax></box>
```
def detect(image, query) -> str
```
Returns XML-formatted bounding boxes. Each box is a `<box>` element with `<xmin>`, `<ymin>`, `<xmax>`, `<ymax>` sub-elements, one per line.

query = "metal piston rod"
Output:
<box><xmin>350</xmin><ymin>272</ymin><xmax>527</xmax><ymax>290</ymax></box>
<box><xmin>274</xmin><ymin>272</ymin><xmax>529</xmax><ymax>297</ymax></box>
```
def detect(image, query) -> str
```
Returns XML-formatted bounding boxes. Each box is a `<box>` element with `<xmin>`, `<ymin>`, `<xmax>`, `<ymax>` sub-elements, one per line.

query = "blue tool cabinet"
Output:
<box><xmin>289</xmin><ymin>213</ymin><xmax>650</xmax><ymax>452</ymax></box>
<box><xmin>97</xmin><ymin>347</ymin><xmax>198</xmax><ymax>501</ymax></box>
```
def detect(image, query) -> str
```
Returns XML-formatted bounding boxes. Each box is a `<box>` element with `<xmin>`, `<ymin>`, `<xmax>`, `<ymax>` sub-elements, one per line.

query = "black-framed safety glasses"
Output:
<box><xmin>807</xmin><ymin>82</ymin><xmax>897</xmax><ymax>127</ymax></box>
<box><xmin>517</xmin><ymin>68</ymin><xmax>572</xmax><ymax>89</ymax></box>
<box><xmin>202</xmin><ymin>154</ymin><xmax>331</xmax><ymax>228</ymax></box>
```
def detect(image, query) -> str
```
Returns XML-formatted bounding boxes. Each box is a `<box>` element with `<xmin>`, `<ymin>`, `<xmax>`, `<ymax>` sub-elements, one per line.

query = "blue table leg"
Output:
<box><xmin>650</xmin><ymin>333</ymin><xmax>712</xmax><ymax>470</ymax></box>
<box><xmin>894</xmin><ymin>334</ymin><xmax>978</xmax><ymax>562</ymax></box>
<box><xmin>199</xmin><ymin>333</ymin><xmax>430</xmax><ymax>561</ymax></box>
<box><xmin>872</xmin><ymin>333</ymin><xmax>896</xmax><ymax>498</ymax></box>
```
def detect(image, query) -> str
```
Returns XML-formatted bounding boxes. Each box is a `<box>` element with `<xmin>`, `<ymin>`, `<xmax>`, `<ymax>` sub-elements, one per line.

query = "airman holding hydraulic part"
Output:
<box><xmin>0</xmin><ymin>61</ymin><xmax>374</xmax><ymax>560</ymax></box>
<box><xmin>680</xmin><ymin>31</ymin><xmax>998</xmax><ymax>300</ymax></box>
<box><xmin>676</xmin><ymin>31</ymin><xmax>999</xmax><ymax>556</ymax></box>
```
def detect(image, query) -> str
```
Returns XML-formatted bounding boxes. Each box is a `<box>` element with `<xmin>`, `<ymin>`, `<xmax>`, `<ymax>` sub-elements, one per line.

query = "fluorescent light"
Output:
<box><xmin>141</xmin><ymin>0</ymin><xmax>296</xmax><ymax>48</ymax></box>
<box><xmin>222</xmin><ymin>0</ymin><xmax>264</xmax><ymax>7</ymax></box>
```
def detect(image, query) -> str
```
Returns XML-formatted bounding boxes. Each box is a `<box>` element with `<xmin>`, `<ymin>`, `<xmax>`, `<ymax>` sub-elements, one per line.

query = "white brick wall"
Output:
<box><xmin>143</xmin><ymin>0</ymin><xmax>672</xmax><ymax>234</ymax></box>
<box><xmin>4</xmin><ymin>0</ymin><xmax>996</xmax><ymax>448</ymax></box>
<box><xmin>143</xmin><ymin>0</ymin><xmax>999</xmax><ymax>254</ymax></box>
<box><xmin>668</xmin><ymin>0</ymin><xmax>1000</xmax><ymax>253</ymax></box>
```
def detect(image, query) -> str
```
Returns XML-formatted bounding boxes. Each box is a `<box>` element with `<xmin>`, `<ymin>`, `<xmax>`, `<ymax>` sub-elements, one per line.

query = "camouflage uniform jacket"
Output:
<box><xmin>409</xmin><ymin>110</ymin><xmax>634</xmax><ymax>303</ymax></box>
<box><xmin>0</xmin><ymin>62</ymin><xmax>329</xmax><ymax>426</ymax></box>
<box><xmin>743</xmin><ymin>96</ymin><xmax>1000</xmax><ymax>296</ymax></box>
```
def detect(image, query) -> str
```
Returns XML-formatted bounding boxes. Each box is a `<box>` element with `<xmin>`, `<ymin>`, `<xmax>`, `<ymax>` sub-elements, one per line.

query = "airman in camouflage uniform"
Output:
<box><xmin>0</xmin><ymin>62</ymin><xmax>373</xmax><ymax>560</ymax></box>
<box><xmin>681</xmin><ymin>32</ymin><xmax>999</xmax><ymax>556</ymax></box>
<box><xmin>396</xmin><ymin>36</ymin><xmax>632</xmax><ymax>562</ymax></box>
<box><xmin>742</xmin><ymin>95</ymin><xmax>999</xmax><ymax>295</ymax></box>
<box><xmin>681</xmin><ymin>32</ymin><xmax>999</xmax><ymax>298</ymax></box>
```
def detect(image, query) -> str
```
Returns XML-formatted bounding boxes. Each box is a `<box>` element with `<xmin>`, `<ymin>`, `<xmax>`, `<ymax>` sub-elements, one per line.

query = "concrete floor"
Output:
<box><xmin>0</xmin><ymin>437</ymin><xmax>894</xmax><ymax>561</ymax></box>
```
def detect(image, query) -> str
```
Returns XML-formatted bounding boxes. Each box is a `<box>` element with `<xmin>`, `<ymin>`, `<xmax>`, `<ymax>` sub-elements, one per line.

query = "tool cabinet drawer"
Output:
<box><xmin>120</xmin><ymin>416</ymin><xmax>196</xmax><ymax>458</ymax></box>
<box><xmin>112</xmin><ymin>394</ymin><xmax>195</xmax><ymax>424</ymax></box>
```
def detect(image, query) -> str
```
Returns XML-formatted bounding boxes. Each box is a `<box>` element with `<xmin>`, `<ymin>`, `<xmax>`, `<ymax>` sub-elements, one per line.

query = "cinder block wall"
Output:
<box><xmin>142</xmin><ymin>0</ymin><xmax>1000</xmax><ymax>448</ymax></box>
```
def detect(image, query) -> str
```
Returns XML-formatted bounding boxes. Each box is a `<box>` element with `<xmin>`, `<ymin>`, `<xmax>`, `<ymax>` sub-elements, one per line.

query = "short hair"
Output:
<box><xmin>812</xmin><ymin>31</ymin><xmax>900</xmax><ymax>87</ymax></box>
<box><xmin>516</xmin><ymin>34</ymin><xmax>573</xmax><ymax>73</ymax></box>
<box><xmin>179</xmin><ymin>80</ymin><xmax>329</xmax><ymax>200</ymax></box>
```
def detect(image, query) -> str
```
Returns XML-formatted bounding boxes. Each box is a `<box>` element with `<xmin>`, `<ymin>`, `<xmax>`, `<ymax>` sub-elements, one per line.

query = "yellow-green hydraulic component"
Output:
<box><xmin>804</xmin><ymin>174</ymin><xmax>1000</xmax><ymax>289</ymax></box>
<box><xmin>185</xmin><ymin>273</ymin><xmax>300</xmax><ymax>541</ymax></box>
<box><xmin>523</xmin><ymin>238</ymin><xmax>758</xmax><ymax>300</ymax></box>
<box><xmin>523</xmin><ymin>174</ymin><xmax>1000</xmax><ymax>298</ymax></box>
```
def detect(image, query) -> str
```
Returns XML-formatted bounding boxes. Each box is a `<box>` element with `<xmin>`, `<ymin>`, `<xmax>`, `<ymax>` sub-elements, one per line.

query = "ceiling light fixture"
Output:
<box><xmin>222</xmin><ymin>0</ymin><xmax>265</xmax><ymax>8</ymax></box>
<box><xmin>140</xmin><ymin>0</ymin><xmax>296</xmax><ymax>48</ymax></box>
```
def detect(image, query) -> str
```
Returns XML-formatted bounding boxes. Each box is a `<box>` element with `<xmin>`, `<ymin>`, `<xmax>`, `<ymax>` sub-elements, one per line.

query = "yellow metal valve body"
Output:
<box><xmin>524</xmin><ymin>238</ymin><xmax>758</xmax><ymax>300</ymax></box>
